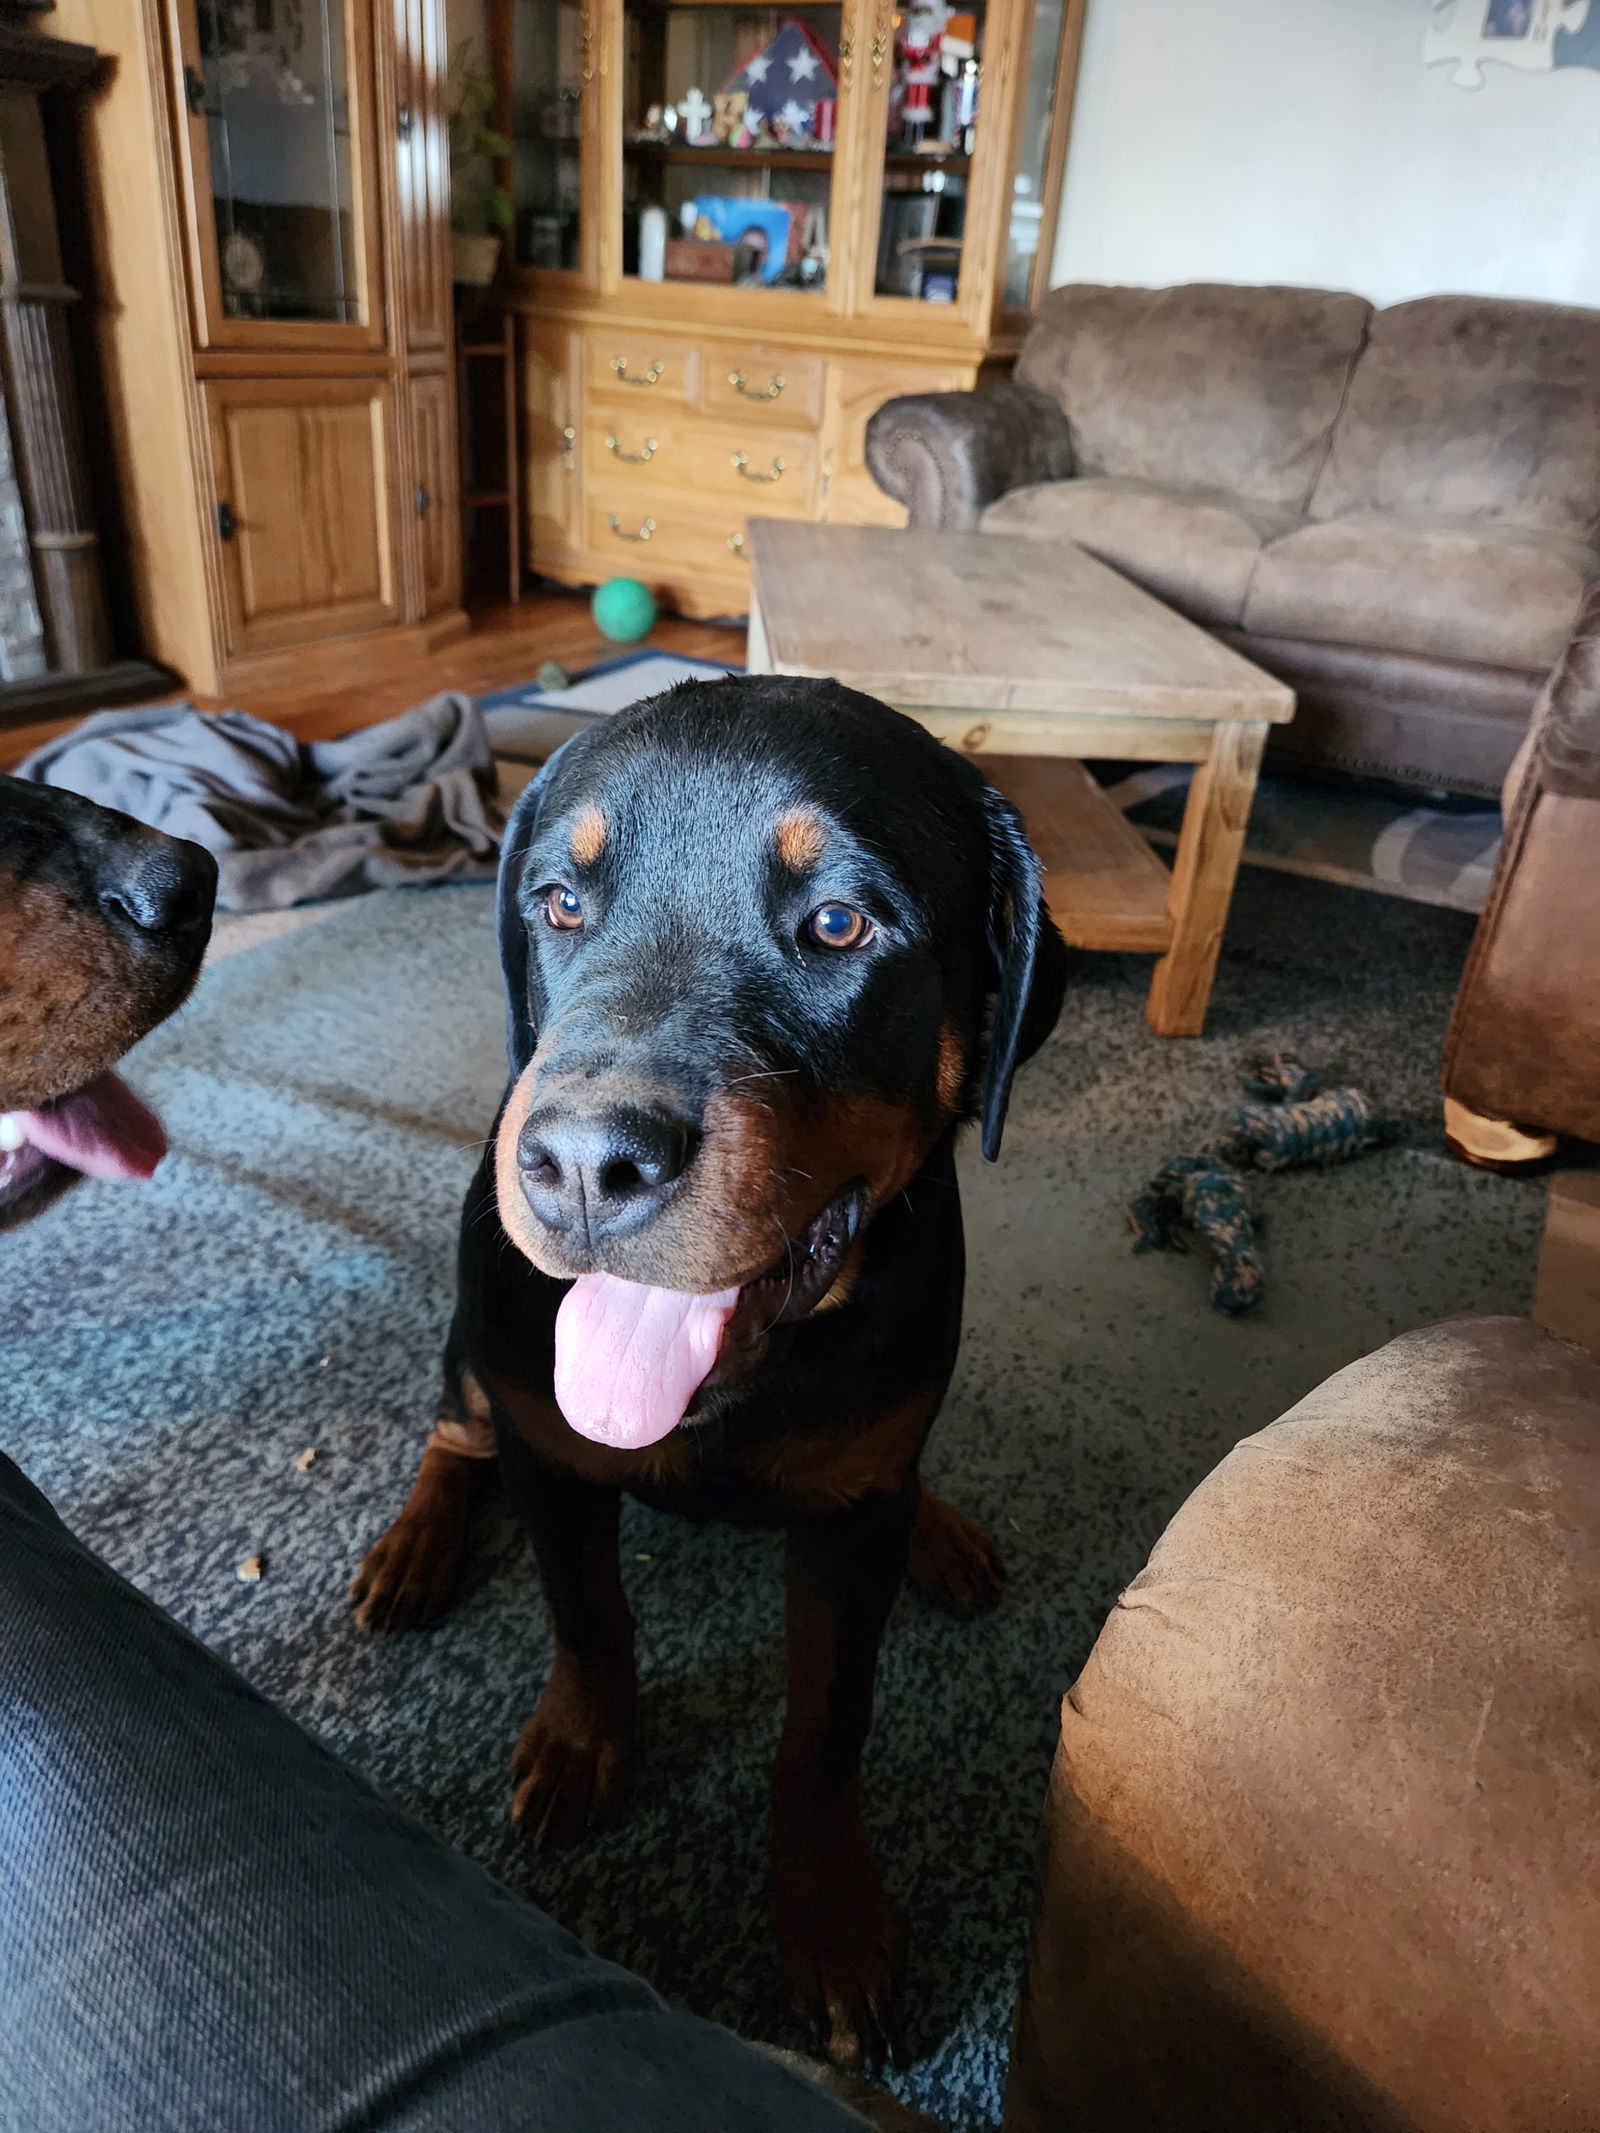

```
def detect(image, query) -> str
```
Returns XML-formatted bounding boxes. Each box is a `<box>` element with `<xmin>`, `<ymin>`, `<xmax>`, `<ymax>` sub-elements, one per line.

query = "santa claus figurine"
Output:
<box><xmin>894</xmin><ymin>0</ymin><xmax>949</xmax><ymax>142</ymax></box>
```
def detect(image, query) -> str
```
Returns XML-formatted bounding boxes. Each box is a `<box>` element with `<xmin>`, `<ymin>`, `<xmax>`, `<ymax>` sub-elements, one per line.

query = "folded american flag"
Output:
<box><xmin>724</xmin><ymin>19</ymin><xmax>838</xmax><ymax>140</ymax></box>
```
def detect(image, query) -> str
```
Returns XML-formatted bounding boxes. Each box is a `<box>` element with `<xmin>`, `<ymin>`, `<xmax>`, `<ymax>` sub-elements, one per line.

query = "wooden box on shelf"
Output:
<box><xmin>492</xmin><ymin>0</ymin><xmax>1087</xmax><ymax>619</ymax></box>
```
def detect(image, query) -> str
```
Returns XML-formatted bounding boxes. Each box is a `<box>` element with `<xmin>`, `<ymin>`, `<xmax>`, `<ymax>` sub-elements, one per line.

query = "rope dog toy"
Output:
<box><xmin>1129</xmin><ymin>1055</ymin><xmax>1393</xmax><ymax>1315</ymax></box>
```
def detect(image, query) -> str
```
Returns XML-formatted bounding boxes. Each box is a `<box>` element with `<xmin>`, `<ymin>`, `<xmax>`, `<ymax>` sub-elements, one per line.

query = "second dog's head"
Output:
<box><xmin>493</xmin><ymin>677</ymin><xmax>1066</xmax><ymax>1447</ymax></box>
<box><xmin>0</xmin><ymin>775</ymin><xmax>216</xmax><ymax>1229</ymax></box>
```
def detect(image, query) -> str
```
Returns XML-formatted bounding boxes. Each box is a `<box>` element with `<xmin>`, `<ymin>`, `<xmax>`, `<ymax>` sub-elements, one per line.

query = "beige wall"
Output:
<box><xmin>1051</xmin><ymin>0</ymin><xmax>1600</xmax><ymax>308</ymax></box>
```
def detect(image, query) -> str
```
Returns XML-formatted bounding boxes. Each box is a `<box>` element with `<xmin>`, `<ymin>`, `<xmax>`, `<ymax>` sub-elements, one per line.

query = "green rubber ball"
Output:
<box><xmin>591</xmin><ymin>575</ymin><xmax>657</xmax><ymax>644</ymax></box>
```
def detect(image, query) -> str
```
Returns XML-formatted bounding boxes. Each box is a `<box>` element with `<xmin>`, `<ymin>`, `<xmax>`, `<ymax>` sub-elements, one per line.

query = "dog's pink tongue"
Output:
<box><xmin>15</xmin><ymin>1071</ymin><xmax>167</xmax><ymax>1181</ymax></box>
<box><xmin>554</xmin><ymin>1272</ymin><xmax>740</xmax><ymax>1449</ymax></box>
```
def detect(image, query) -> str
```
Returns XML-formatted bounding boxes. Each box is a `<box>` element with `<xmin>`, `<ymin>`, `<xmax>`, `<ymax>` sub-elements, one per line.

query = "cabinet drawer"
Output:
<box><xmin>586</xmin><ymin>483</ymin><xmax>754</xmax><ymax>583</ymax></box>
<box><xmin>699</xmin><ymin>344</ymin><xmax>824</xmax><ymax>426</ymax></box>
<box><xmin>583</xmin><ymin>414</ymin><xmax>819</xmax><ymax>514</ymax></box>
<box><xmin>582</xmin><ymin>336</ymin><xmax>698</xmax><ymax>405</ymax></box>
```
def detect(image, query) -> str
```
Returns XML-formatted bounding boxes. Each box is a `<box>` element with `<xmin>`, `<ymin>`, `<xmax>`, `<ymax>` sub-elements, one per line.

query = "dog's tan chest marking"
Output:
<box><xmin>774</xmin><ymin>809</ymin><xmax>827</xmax><ymax>873</ymax></box>
<box><xmin>733</xmin><ymin>1390</ymin><xmax>934</xmax><ymax>1512</ymax></box>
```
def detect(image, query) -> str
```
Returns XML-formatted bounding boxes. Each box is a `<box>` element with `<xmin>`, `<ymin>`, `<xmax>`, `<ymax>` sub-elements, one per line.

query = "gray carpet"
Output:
<box><xmin>1</xmin><ymin>870</ymin><xmax>1545</xmax><ymax>2128</ymax></box>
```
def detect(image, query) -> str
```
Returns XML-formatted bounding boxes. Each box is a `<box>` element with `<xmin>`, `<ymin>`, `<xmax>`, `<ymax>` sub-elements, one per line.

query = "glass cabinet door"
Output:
<box><xmin>854</xmin><ymin>0</ymin><xmax>987</xmax><ymax>311</ymax></box>
<box><xmin>175</xmin><ymin>0</ymin><xmax>381</xmax><ymax>346</ymax></box>
<box><xmin>1001</xmin><ymin>0</ymin><xmax>1076</xmax><ymax>315</ymax></box>
<box><xmin>512</xmin><ymin>0</ymin><xmax>586</xmax><ymax>272</ymax></box>
<box><xmin>617</xmin><ymin>0</ymin><xmax>844</xmax><ymax>298</ymax></box>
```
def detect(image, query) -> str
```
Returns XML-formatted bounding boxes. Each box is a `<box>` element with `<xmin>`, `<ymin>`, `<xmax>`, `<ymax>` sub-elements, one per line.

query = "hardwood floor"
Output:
<box><xmin>0</xmin><ymin>593</ymin><xmax>748</xmax><ymax>770</ymax></box>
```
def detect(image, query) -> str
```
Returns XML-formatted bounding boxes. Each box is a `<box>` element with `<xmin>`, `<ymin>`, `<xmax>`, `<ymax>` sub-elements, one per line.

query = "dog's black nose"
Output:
<box><xmin>518</xmin><ymin>1104</ymin><xmax>694</xmax><ymax>1238</ymax></box>
<box><xmin>98</xmin><ymin>833</ymin><xmax>216</xmax><ymax>941</ymax></box>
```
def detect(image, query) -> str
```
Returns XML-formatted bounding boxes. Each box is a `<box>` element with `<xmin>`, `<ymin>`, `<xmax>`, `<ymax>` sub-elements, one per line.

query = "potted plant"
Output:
<box><xmin>449</xmin><ymin>44</ymin><xmax>513</xmax><ymax>289</ymax></box>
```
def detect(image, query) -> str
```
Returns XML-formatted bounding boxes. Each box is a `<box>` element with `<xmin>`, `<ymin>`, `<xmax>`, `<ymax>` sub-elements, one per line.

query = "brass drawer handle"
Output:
<box><xmin>729</xmin><ymin>369</ymin><xmax>785</xmax><ymax>401</ymax></box>
<box><xmin>560</xmin><ymin>425</ymin><xmax>576</xmax><ymax>473</ymax></box>
<box><xmin>611</xmin><ymin>357</ymin><xmax>663</xmax><ymax>387</ymax></box>
<box><xmin>728</xmin><ymin>532</ymin><xmax>744</xmax><ymax>553</ymax></box>
<box><xmin>732</xmin><ymin>451</ymin><xmax>785</xmax><ymax>484</ymax></box>
<box><xmin>607</xmin><ymin>513</ymin><xmax>655</xmax><ymax>542</ymax></box>
<box><xmin>605</xmin><ymin>432</ymin><xmax>659</xmax><ymax>463</ymax></box>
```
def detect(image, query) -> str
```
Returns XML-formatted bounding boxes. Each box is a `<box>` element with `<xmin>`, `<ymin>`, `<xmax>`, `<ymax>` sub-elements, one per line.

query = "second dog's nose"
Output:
<box><xmin>98</xmin><ymin>832</ymin><xmax>216</xmax><ymax>942</ymax></box>
<box><xmin>518</xmin><ymin>1104</ymin><xmax>694</xmax><ymax>1238</ymax></box>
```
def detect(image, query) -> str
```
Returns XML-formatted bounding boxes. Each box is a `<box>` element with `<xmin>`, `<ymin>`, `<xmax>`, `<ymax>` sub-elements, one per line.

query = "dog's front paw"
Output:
<box><xmin>350</xmin><ymin>1509</ymin><xmax>466</xmax><ymax>1634</ymax></box>
<box><xmin>774</xmin><ymin>1807</ymin><xmax>908</xmax><ymax>2073</ymax></box>
<box><xmin>906</xmin><ymin>1485</ymin><xmax>1006</xmax><ymax>1617</ymax></box>
<box><xmin>511</xmin><ymin>1655</ymin><xmax>636</xmax><ymax>1848</ymax></box>
<box><xmin>350</xmin><ymin>1442</ymin><xmax>489</xmax><ymax>1634</ymax></box>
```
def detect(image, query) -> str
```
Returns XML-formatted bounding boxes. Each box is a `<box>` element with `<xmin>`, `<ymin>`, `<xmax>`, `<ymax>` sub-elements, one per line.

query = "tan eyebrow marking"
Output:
<box><xmin>774</xmin><ymin>808</ymin><xmax>827</xmax><ymax>873</ymax></box>
<box><xmin>569</xmin><ymin>805</ymin><xmax>607</xmax><ymax>867</ymax></box>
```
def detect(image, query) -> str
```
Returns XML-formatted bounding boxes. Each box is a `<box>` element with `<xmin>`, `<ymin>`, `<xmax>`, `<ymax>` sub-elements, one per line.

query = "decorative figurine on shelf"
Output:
<box><xmin>632</xmin><ymin>100</ymin><xmax>683</xmax><ymax>143</ymax></box>
<box><xmin>893</xmin><ymin>0</ymin><xmax>950</xmax><ymax>144</ymax></box>
<box><xmin>679</xmin><ymin>85</ymin><xmax>715</xmax><ymax>144</ymax></box>
<box><xmin>722</xmin><ymin>19</ymin><xmax>839</xmax><ymax>150</ymax></box>
<box><xmin>711</xmin><ymin>90</ymin><xmax>747</xmax><ymax>144</ymax></box>
<box><xmin>942</xmin><ymin>14</ymin><xmax>979</xmax><ymax>150</ymax></box>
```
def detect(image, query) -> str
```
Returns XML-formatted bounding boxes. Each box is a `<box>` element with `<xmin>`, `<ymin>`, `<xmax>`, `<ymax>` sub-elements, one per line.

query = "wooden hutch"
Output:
<box><xmin>43</xmin><ymin>0</ymin><xmax>462</xmax><ymax>699</ymax></box>
<box><xmin>495</xmin><ymin>0</ymin><xmax>1085</xmax><ymax>617</ymax></box>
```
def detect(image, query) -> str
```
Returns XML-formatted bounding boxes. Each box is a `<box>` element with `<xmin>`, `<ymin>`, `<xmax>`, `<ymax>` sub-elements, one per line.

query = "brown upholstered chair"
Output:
<box><xmin>1441</xmin><ymin>581</ymin><xmax>1600</xmax><ymax>1166</ymax></box>
<box><xmin>1003</xmin><ymin>1317</ymin><xmax>1600</xmax><ymax>2133</ymax></box>
<box><xmin>865</xmin><ymin>284</ymin><xmax>1600</xmax><ymax>796</ymax></box>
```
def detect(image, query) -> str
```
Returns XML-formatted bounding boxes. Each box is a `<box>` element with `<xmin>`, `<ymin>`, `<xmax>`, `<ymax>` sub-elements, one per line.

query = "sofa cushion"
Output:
<box><xmin>1005</xmin><ymin>1317</ymin><xmax>1600</xmax><ymax>2133</ymax></box>
<box><xmin>979</xmin><ymin>476</ymin><xmax>1300</xmax><ymax>627</ymax></box>
<box><xmin>1310</xmin><ymin>296</ymin><xmax>1600</xmax><ymax>540</ymax></box>
<box><xmin>1014</xmin><ymin>283</ymin><xmax>1372</xmax><ymax>514</ymax></box>
<box><xmin>1243</xmin><ymin>513</ymin><xmax>1598</xmax><ymax>670</ymax></box>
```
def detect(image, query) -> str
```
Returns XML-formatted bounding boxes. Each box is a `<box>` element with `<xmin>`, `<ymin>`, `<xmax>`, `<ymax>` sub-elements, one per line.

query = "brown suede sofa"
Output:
<box><xmin>865</xmin><ymin>284</ymin><xmax>1600</xmax><ymax>796</ymax></box>
<box><xmin>1442</xmin><ymin>578</ymin><xmax>1600</xmax><ymax>1158</ymax></box>
<box><xmin>1004</xmin><ymin>1316</ymin><xmax>1600</xmax><ymax>2133</ymax></box>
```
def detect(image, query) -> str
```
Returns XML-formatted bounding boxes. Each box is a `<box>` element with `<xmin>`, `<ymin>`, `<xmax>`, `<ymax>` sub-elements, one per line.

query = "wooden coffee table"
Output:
<box><xmin>744</xmin><ymin>520</ymin><xmax>1295</xmax><ymax>1036</ymax></box>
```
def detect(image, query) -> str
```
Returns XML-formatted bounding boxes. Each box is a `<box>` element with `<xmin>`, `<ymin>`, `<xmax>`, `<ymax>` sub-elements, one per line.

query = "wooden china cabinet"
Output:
<box><xmin>44</xmin><ymin>0</ymin><xmax>462</xmax><ymax>698</ymax></box>
<box><xmin>495</xmin><ymin>0</ymin><xmax>1085</xmax><ymax>617</ymax></box>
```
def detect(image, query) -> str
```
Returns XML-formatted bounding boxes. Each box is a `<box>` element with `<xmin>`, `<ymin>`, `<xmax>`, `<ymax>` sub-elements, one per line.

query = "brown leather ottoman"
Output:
<box><xmin>1005</xmin><ymin>1319</ymin><xmax>1600</xmax><ymax>2133</ymax></box>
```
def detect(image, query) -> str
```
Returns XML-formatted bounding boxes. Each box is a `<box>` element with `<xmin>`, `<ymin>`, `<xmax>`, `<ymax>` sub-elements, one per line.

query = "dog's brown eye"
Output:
<box><xmin>544</xmin><ymin>886</ymin><xmax>584</xmax><ymax>931</ymax></box>
<box><xmin>807</xmin><ymin>903</ymin><xmax>873</xmax><ymax>951</ymax></box>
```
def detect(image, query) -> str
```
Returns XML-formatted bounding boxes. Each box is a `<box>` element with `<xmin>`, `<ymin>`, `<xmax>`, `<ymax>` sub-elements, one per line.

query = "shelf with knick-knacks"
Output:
<box><xmin>493</xmin><ymin>0</ymin><xmax>1085</xmax><ymax>615</ymax></box>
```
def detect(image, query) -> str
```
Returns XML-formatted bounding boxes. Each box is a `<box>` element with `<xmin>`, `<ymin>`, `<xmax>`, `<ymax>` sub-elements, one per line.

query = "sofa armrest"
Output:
<box><xmin>863</xmin><ymin>381</ymin><xmax>1075</xmax><ymax>530</ymax></box>
<box><xmin>1538</xmin><ymin>575</ymin><xmax>1600</xmax><ymax>801</ymax></box>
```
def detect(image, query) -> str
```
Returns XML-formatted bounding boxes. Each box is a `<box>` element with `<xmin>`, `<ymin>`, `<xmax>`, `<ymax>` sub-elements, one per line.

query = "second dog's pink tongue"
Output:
<box><xmin>554</xmin><ymin>1272</ymin><xmax>740</xmax><ymax>1448</ymax></box>
<box><xmin>15</xmin><ymin>1072</ymin><xmax>167</xmax><ymax>1181</ymax></box>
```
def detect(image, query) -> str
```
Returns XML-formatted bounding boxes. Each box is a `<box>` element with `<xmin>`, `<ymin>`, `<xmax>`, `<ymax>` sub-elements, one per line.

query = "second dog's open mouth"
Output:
<box><xmin>552</xmin><ymin>1182</ymin><xmax>869</xmax><ymax>1452</ymax></box>
<box><xmin>0</xmin><ymin>1072</ymin><xmax>167</xmax><ymax>1214</ymax></box>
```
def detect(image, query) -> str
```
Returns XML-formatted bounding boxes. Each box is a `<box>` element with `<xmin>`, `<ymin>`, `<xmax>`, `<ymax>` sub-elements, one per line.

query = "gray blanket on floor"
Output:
<box><xmin>18</xmin><ymin>694</ymin><xmax>503</xmax><ymax>912</ymax></box>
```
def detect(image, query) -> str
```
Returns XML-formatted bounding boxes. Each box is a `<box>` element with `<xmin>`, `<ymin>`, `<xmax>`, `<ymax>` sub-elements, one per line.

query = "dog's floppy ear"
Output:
<box><xmin>496</xmin><ymin>745</ymin><xmax>572</xmax><ymax>1080</ymax></box>
<box><xmin>977</xmin><ymin>783</ymin><xmax>1067</xmax><ymax>1162</ymax></box>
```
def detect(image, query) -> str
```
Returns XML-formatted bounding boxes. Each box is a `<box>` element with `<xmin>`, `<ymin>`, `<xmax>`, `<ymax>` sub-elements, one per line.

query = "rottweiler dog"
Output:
<box><xmin>352</xmin><ymin>677</ymin><xmax>1066</xmax><ymax>2067</ymax></box>
<box><xmin>0</xmin><ymin>774</ymin><xmax>215</xmax><ymax>1228</ymax></box>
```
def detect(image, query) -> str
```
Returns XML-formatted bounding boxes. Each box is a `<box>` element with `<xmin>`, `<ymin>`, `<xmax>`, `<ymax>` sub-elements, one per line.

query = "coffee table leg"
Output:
<box><xmin>1146</xmin><ymin>719</ymin><xmax>1268</xmax><ymax>1037</ymax></box>
<box><xmin>745</xmin><ymin>591</ymin><xmax>771</xmax><ymax>675</ymax></box>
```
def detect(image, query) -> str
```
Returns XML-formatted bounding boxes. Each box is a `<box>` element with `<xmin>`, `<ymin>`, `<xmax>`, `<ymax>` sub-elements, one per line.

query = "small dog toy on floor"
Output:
<box><xmin>1129</xmin><ymin>1055</ymin><xmax>1393</xmax><ymax>1315</ymax></box>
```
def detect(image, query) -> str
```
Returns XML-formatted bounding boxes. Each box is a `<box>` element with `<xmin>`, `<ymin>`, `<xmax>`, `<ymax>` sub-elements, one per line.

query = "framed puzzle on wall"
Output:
<box><xmin>1425</xmin><ymin>0</ymin><xmax>1600</xmax><ymax>87</ymax></box>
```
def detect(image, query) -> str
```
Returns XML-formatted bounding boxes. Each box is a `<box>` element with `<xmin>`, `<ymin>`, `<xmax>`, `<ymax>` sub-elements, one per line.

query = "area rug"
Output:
<box><xmin>1</xmin><ymin>870</ymin><xmax>1544</xmax><ymax>2128</ymax></box>
<box><xmin>480</xmin><ymin>649</ymin><xmax>1505</xmax><ymax>914</ymax></box>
